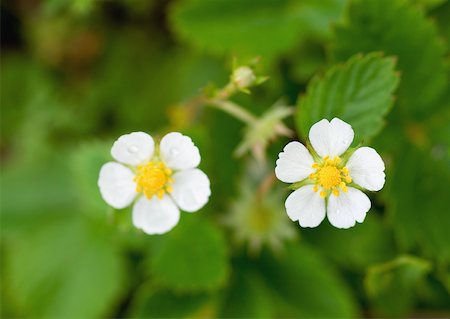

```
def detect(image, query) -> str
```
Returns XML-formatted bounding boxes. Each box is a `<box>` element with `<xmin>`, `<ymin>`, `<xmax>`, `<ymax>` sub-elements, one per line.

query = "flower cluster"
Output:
<box><xmin>98</xmin><ymin>132</ymin><xmax>211</xmax><ymax>234</ymax></box>
<box><xmin>275</xmin><ymin>118</ymin><xmax>385</xmax><ymax>229</ymax></box>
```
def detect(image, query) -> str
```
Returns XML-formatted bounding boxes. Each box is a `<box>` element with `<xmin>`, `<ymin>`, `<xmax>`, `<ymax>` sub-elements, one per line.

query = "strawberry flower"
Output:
<box><xmin>275</xmin><ymin>118</ymin><xmax>385</xmax><ymax>229</ymax></box>
<box><xmin>98</xmin><ymin>132</ymin><xmax>211</xmax><ymax>235</ymax></box>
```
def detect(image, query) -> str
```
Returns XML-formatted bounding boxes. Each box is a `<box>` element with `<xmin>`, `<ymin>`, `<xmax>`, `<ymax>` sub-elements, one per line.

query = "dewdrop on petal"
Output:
<box><xmin>98</xmin><ymin>132</ymin><xmax>211</xmax><ymax>235</ymax></box>
<box><xmin>275</xmin><ymin>118</ymin><xmax>385</xmax><ymax>229</ymax></box>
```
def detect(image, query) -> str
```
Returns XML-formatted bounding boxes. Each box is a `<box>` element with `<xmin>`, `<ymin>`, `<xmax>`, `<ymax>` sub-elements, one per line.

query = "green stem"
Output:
<box><xmin>208</xmin><ymin>99</ymin><xmax>257</xmax><ymax>125</ymax></box>
<box><xmin>215</xmin><ymin>82</ymin><xmax>236</xmax><ymax>100</ymax></box>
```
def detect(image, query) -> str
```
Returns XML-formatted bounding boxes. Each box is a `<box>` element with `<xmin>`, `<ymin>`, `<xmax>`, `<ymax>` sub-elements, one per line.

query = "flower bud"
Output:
<box><xmin>232</xmin><ymin>66</ymin><xmax>256</xmax><ymax>89</ymax></box>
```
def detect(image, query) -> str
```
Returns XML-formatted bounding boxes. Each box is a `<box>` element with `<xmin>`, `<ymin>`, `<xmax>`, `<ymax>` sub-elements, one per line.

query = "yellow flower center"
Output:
<box><xmin>134</xmin><ymin>161</ymin><xmax>173</xmax><ymax>199</ymax></box>
<box><xmin>309</xmin><ymin>156</ymin><xmax>352</xmax><ymax>198</ymax></box>
<box><xmin>317</xmin><ymin>165</ymin><xmax>341</xmax><ymax>189</ymax></box>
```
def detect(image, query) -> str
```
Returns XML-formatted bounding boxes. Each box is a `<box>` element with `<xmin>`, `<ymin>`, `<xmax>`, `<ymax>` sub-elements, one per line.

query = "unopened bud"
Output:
<box><xmin>232</xmin><ymin>66</ymin><xmax>256</xmax><ymax>89</ymax></box>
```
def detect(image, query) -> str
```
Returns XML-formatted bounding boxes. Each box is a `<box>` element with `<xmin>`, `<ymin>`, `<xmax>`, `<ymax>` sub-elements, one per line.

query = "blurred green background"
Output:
<box><xmin>1</xmin><ymin>0</ymin><xmax>449</xmax><ymax>317</ymax></box>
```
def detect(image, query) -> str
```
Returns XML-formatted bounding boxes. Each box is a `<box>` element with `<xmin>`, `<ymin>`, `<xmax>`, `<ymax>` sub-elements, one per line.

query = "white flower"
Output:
<box><xmin>98</xmin><ymin>132</ymin><xmax>211</xmax><ymax>235</ymax></box>
<box><xmin>275</xmin><ymin>118</ymin><xmax>385</xmax><ymax>229</ymax></box>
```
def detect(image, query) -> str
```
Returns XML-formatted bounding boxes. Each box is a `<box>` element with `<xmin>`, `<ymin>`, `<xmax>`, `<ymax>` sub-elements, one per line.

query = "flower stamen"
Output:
<box><xmin>317</xmin><ymin>165</ymin><xmax>341</xmax><ymax>189</ymax></box>
<box><xmin>310</xmin><ymin>156</ymin><xmax>352</xmax><ymax>197</ymax></box>
<box><xmin>134</xmin><ymin>161</ymin><xmax>173</xmax><ymax>199</ymax></box>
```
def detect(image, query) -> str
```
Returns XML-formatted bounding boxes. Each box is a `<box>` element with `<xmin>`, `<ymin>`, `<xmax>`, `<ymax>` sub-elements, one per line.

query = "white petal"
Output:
<box><xmin>309</xmin><ymin>118</ymin><xmax>354</xmax><ymax>157</ymax></box>
<box><xmin>275</xmin><ymin>141</ymin><xmax>315</xmax><ymax>183</ymax></box>
<box><xmin>132</xmin><ymin>195</ymin><xmax>180</xmax><ymax>235</ymax></box>
<box><xmin>327</xmin><ymin>187</ymin><xmax>371</xmax><ymax>229</ymax></box>
<box><xmin>111</xmin><ymin>132</ymin><xmax>154</xmax><ymax>166</ymax></box>
<box><xmin>160</xmin><ymin>132</ymin><xmax>201</xmax><ymax>170</ymax></box>
<box><xmin>170</xmin><ymin>169</ymin><xmax>211</xmax><ymax>212</ymax></box>
<box><xmin>285</xmin><ymin>185</ymin><xmax>326</xmax><ymax>228</ymax></box>
<box><xmin>346</xmin><ymin>147</ymin><xmax>386</xmax><ymax>191</ymax></box>
<box><xmin>98</xmin><ymin>162</ymin><xmax>136</xmax><ymax>209</ymax></box>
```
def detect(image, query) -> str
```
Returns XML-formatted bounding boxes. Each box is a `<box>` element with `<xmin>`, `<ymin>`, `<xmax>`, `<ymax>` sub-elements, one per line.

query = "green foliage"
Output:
<box><xmin>170</xmin><ymin>0</ymin><xmax>346</xmax><ymax>59</ymax></box>
<box><xmin>219</xmin><ymin>263</ymin><xmax>275</xmax><ymax>318</ymax></box>
<box><xmin>71</xmin><ymin>142</ymin><xmax>112</xmax><ymax>214</ymax></box>
<box><xmin>409</xmin><ymin>0</ymin><xmax>448</xmax><ymax>10</ymax></box>
<box><xmin>260</xmin><ymin>244</ymin><xmax>359</xmax><ymax>317</ymax></box>
<box><xmin>387</xmin><ymin>146</ymin><xmax>450</xmax><ymax>263</ymax></box>
<box><xmin>365</xmin><ymin>256</ymin><xmax>432</xmax><ymax>316</ymax></box>
<box><xmin>0</xmin><ymin>56</ymin><xmax>62</xmax><ymax>162</ymax></box>
<box><xmin>289</xmin><ymin>41</ymin><xmax>328</xmax><ymax>82</ymax></box>
<box><xmin>5</xmin><ymin>215</ymin><xmax>124</xmax><ymax>318</ymax></box>
<box><xmin>85</xmin><ymin>33</ymin><xmax>224</xmax><ymax>133</ymax></box>
<box><xmin>1</xmin><ymin>154</ymin><xmax>77</xmax><ymax>233</ymax></box>
<box><xmin>303</xmin><ymin>215</ymin><xmax>396</xmax><ymax>271</ymax></box>
<box><xmin>130</xmin><ymin>287</ymin><xmax>210</xmax><ymax>318</ymax></box>
<box><xmin>149</xmin><ymin>217</ymin><xmax>229</xmax><ymax>292</ymax></box>
<box><xmin>0</xmin><ymin>57</ymin><xmax>45</xmax><ymax>146</ymax></box>
<box><xmin>332</xmin><ymin>0</ymin><xmax>448</xmax><ymax>118</ymax></box>
<box><xmin>296</xmin><ymin>53</ymin><xmax>399</xmax><ymax>140</ymax></box>
<box><xmin>430</xmin><ymin>0</ymin><xmax>450</xmax><ymax>42</ymax></box>
<box><xmin>2</xmin><ymin>0</ymin><xmax>449</xmax><ymax>317</ymax></box>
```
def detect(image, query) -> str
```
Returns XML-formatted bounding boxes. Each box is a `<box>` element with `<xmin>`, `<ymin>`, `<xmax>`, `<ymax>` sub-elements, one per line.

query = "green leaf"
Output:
<box><xmin>218</xmin><ymin>262</ymin><xmax>275</xmax><ymax>318</ymax></box>
<box><xmin>5</xmin><ymin>215</ymin><xmax>125</xmax><ymax>318</ymax></box>
<box><xmin>387</xmin><ymin>146</ymin><xmax>450</xmax><ymax>264</ymax></box>
<box><xmin>71</xmin><ymin>141</ymin><xmax>112</xmax><ymax>215</ymax></box>
<box><xmin>169</xmin><ymin>0</ymin><xmax>346</xmax><ymax>59</ymax></box>
<box><xmin>332</xmin><ymin>0</ymin><xmax>448</xmax><ymax>118</ymax></box>
<box><xmin>150</xmin><ymin>217</ymin><xmax>229</xmax><ymax>292</ymax></box>
<box><xmin>296</xmin><ymin>53</ymin><xmax>399</xmax><ymax>140</ymax></box>
<box><xmin>303</xmin><ymin>214</ymin><xmax>396</xmax><ymax>271</ymax></box>
<box><xmin>260</xmin><ymin>244</ymin><xmax>359</xmax><ymax>317</ymax></box>
<box><xmin>1</xmin><ymin>153</ymin><xmax>78</xmax><ymax>234</ymax></box>
<box><xmin>129</xmin><ymin>286</ymin><xmax>211</xmax><ymax>318</ymax></box>
<box><xmin>365</xmin><ymin>255</ymin><xmax>432</xmax><ymax>316</ymax></box>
